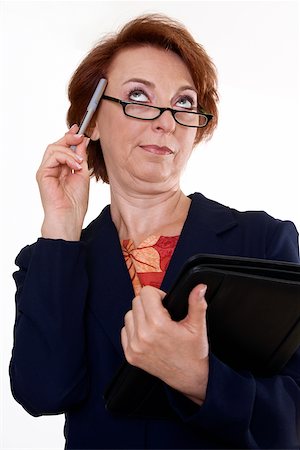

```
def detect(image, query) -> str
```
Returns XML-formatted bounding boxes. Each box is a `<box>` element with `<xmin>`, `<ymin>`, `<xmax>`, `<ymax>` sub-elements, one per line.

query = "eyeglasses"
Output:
<box><xmin>101</xmin><ymin>95</ymin><xmax>213</xmax><ymax>128</ymax></box>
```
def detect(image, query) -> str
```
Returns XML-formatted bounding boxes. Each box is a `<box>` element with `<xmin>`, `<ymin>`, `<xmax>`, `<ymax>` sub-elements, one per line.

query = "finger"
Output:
<box><xmin>131</xmin><ymin>294</ymin><xmax>146</xmax><ymax>323</ymax></box>
<box><xmin>50</xmin><ymin>125</ymin><xmax>83</xmax><ymax>148</ymax></box>
<box><xmin>121</xmin><ymin>326</ymin><xmax>128</xmax><ymax>353</ymax></box>
<box><xmin>65</xmin><ymin>133</ymin><xmax>85</xmax><ymax>147</ymax></box>
<box><xmin>121</xmin><ymin>324</ymin><xmax>140</xmax><ymax>366</ymax></box>
<box><xmin>130</xmin><ymin>294</ymin><xmax>151</xmax><ymax>344</ymax></box>
<box><xmin>139</xmin><ymin>286</ymin><xmax>169</xmax><ymax>326</ymax></box>
<box><xmin>41</xmin><ymin>143</ymin><xmax>84</xmax><ymax>165</ymax></box>
<box><xmin>55</xmin><ymin>124</ymin><xmax>79</xmax><ymax>143</ymax></box>
<box><xmin>38</xmin><ymin>149</ymin><xmax>83</xmax><ymax>174</ymax></box>
<box><xmin>123</xmin><ymin>310</ymin><xmax>135</xmax><ymax>341</ymax></box>
<box><xmin>184</xmin><ymin>284</ymin><xmax>208</xmax><ymax>330</ymax></box>
<box><xmin>73</xmin><ymin>136</ymin><xmax>90</xmax><ymax>161</ymax></box>
<box><xmin>69</xmin><ymin>123</ymin><xmax>79</xmax><ymax>134</ymax></box>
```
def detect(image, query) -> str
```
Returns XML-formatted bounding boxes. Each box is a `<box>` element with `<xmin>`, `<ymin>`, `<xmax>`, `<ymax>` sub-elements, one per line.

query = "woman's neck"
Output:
<box><xmin>110</xmin><ymin>187</ymin><xmax>191</xmax><ymax>247</ymax></box>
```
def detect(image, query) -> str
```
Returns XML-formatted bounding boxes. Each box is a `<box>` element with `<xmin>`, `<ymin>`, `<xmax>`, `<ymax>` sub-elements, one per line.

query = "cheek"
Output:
<box><xmin>98</xmin><ymin>109</ymin><xmax>116</xmax><ymax>136</ymax></box>
<box><xmin>99</xmin><ymin>117</ymin><xmax>143</xmax><ymax>164</ymax></box>
<box><xmin>177</xmin><ymin>132</ymin><xmax>197</xmax><ymax>159</ymax></box>
<box><xmin>99</xmin><ymin>109</ymin><xmax>142</xmax><ymax>144</ymax></box>
<box><xmin>189</xmin><ymin>129</ymin><xmax>198</xmax><ymax>147</ymax></box>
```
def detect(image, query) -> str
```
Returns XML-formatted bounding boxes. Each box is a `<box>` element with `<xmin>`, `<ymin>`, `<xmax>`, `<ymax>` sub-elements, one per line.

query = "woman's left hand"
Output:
<box><xmin>121</xmin><ymin>284</ymin><xmax>209</xmax><ymax>405</ymax></box>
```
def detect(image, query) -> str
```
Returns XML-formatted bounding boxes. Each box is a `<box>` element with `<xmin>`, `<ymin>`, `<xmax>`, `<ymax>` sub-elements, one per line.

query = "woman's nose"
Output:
<box><xmin>151</xmin><ymin>109</ymin><xmax>176</xmax><ymax>134</ymax></box>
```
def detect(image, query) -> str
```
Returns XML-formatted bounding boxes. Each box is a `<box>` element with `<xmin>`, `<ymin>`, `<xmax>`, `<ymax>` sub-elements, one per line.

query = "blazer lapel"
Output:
<box><xmin>161</xmin><ymin>192</ymin><xmax>238</xmax><ymax>292</ymax></box>
<box><xmin>83</xmin><ymin>206</ymin><xmax>135</xmax><ymax>357</ymax></box>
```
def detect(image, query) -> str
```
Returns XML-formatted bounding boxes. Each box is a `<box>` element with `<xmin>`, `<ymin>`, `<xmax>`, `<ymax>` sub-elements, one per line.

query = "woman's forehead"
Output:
<box><xmin>106</xmin><ymin>46</ymin><xmax>195</xmax><ymax>89</ymax></box>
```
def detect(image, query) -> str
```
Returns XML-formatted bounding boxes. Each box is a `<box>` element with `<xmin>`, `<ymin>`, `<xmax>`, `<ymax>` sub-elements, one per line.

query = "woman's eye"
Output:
<box><xmin>129</xmin><ymin>90</ymin><xmax>148</xmax><ymax>102</ymax></box>
<box><xmin>176</xmin><ymin>96</ymin><xmax>195</xmax><ymax>109</ymax></box>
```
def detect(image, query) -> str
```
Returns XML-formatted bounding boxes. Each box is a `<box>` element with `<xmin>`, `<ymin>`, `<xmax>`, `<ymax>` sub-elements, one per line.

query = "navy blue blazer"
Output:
<box><xmin>10</xmin><ymin>193</ymin><xmax>300</xmax><ymax>449</ymax></box>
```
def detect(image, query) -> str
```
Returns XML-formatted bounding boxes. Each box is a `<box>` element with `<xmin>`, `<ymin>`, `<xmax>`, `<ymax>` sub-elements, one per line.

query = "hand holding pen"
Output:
<box><xmin>71</xmin><ymin>78</ymin><xmax>107</xmax><ymax>151</ymax></box>
<box><xmin>36</xmin><ymin>78</ymin><xmax>107</xmax><ymax>241</ymax></box>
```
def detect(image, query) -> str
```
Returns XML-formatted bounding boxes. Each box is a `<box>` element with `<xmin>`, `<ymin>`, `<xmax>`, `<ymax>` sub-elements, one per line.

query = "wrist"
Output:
<box><xmin>181</xmin><ymin>357</ymin><xmax>209</xmax><ymax>405</ymax></box>
<box><xmin>41</xmin><ymin>215</ymin><xmax>83</xmax><ymax>241</ymax></box>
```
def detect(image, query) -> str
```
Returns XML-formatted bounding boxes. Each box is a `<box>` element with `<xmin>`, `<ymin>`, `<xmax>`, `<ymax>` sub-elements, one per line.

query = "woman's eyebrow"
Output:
<box><xmin>122</xmin><ymin>78</ymin><xmax>155</xmax><ymax>88</ymax></box>
<box><xmin>178</xmin><ymin>85</ymin><xmax>197</xmax><ymax>94</ymax></box>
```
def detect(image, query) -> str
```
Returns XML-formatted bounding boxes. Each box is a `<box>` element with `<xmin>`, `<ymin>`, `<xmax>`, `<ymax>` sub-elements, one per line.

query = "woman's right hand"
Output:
<box><xmin>36</xmin><ymin>124</ymin><xmax>91</xmax><ymax>241</ymax></box>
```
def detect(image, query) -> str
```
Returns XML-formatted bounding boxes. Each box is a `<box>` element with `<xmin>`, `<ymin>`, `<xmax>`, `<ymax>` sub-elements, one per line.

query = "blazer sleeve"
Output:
<box><xmin>9</xmin><ymin>238</ymin><xmax>89</xmax><ymax>416</ymax></box>
<box><xmin>165</xmin><ymin>219</ymin><xmax>300</xmax><ymax>449</ymax></box>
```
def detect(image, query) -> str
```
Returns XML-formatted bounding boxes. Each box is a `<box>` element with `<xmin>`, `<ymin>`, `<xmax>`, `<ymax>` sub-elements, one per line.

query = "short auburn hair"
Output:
<box><xmin>67</xmin><ymin>14</ymin><xmax>219</xmax><ymax>183</ymax></box>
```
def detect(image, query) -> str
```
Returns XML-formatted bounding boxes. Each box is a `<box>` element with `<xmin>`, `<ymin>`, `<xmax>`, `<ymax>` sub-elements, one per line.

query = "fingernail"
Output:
<box><xmin>74</xmin><ymin>133</ymin><xmax>83</xmax><ymax>139</ymax></box>
<box><xmin>75</xmin><ymin>154</ymin><xmax>83</xmax><ymax>162</ymax></box>
<box><xmin>199</xmin><ymin>285</ymin><xmax>207</xmax><ymax>298</ymax></box>
<box><xmin>70</xmin><ymin>124</ymin><xmax>78</xmax><ymax>131</ymax></box>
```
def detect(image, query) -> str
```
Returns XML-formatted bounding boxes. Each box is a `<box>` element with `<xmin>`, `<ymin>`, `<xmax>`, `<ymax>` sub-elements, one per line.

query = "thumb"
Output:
<box><xmin>184</xmin><ymin>284</ymin><xmax>208</xmax><ymax>330</ymax></box>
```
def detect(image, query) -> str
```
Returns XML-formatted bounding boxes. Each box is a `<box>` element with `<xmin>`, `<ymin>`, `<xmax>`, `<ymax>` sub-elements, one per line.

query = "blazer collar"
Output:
<box><xmin>83</xmin><ymin>192</ymin><xmax>237</xmax><ymax>357</ymax></box>
<box><xmin>161</xmin><ymin>192</ymin><xmax>237</xmax><ymax>292</ymax></box>
<box><xmin>188</xmin><ymin>192</ymin><xmax>237</xmax><ymax>234</ymax></box>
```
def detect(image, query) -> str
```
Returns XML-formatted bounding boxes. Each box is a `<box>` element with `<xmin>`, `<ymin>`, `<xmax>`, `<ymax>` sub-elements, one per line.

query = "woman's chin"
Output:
<box><xmin>108</xmin><ymin>164</ymin><xmax>178</xmax><ymax>193</ymax></box>
<box><xmin>132</xmin><ymin>168</ymin><xmax>175</xmax><ymax>186</ymax></box>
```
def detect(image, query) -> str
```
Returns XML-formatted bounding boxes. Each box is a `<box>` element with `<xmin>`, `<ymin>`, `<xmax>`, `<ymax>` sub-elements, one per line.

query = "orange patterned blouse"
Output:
<box><xmin>121</xmin><ymin>235</ymin><xmax>179</xmax><ymax>296</ymax></box>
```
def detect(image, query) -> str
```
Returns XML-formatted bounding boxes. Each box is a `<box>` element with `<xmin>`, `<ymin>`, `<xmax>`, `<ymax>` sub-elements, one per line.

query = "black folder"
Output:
<box><xmin>104</xmin><ymin>254</ymin><xmax>300</xmax><ymax>417</ymax></box>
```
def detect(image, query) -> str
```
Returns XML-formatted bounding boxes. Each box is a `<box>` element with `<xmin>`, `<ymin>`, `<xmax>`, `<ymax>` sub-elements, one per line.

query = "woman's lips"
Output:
<box><xmin>140</xmin><ymin>145</ymin><xmax>173</xmax><ymax>155</ymax></box>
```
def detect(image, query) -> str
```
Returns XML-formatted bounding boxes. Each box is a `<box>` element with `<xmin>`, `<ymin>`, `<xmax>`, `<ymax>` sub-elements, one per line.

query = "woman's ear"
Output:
<box><xmin>89</xmin><ymin>126</ymin><xmax>100</xmax><ymax>141</ymax></box>
<box><xmin>87</xmin><ymin>117</ymin><xmax>100</xmax><ymax>141</ymax></box>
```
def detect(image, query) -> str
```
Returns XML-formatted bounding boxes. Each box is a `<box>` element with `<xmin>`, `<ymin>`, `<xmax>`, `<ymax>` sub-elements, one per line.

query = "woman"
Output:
<box><xmin>10</xmin><ymin>14</ymin><xmax>300</xmax><ymax>449</ymax></box>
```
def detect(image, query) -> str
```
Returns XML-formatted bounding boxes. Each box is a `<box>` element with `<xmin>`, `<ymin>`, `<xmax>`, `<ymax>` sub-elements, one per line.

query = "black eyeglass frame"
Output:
<box><xmin>101</xmin><ymin>95</ymin><xmax>213</xmax><ymax>128</ymax></box>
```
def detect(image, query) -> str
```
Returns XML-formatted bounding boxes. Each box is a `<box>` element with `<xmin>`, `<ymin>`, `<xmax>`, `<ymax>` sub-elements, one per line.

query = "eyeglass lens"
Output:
<box><xmin>125</xmin><ymin>103</ymin><xmax>207</xmax><ymax>127</ymax></box>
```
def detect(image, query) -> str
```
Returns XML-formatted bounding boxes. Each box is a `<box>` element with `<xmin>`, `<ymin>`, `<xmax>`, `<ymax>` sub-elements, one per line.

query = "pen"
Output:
<box><xmin>71</xmin><ymin>78</ymin><xmax>107</xmax><ymax>151</ymax></box>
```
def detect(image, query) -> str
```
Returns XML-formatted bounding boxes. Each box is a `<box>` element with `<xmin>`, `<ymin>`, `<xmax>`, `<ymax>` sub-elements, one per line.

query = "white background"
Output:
<box><xmin>1</xmin><ymin>1</ymin><xmax>299</xmax><ymax>449</ymax></box>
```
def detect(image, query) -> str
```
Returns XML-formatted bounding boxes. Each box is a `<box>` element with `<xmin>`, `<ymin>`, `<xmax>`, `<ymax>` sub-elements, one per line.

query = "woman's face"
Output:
<box><xmin>92</xmin><ymin>45</ymin><xmax>198</xmax><ymax>194</ymax></box>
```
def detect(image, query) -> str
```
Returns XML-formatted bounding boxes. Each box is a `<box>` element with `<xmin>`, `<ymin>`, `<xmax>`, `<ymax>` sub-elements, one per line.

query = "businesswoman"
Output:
<box><xmin>10</xmin><ymin>14</ymin><xmax>300</xmax><ymax>449</ymax></box>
